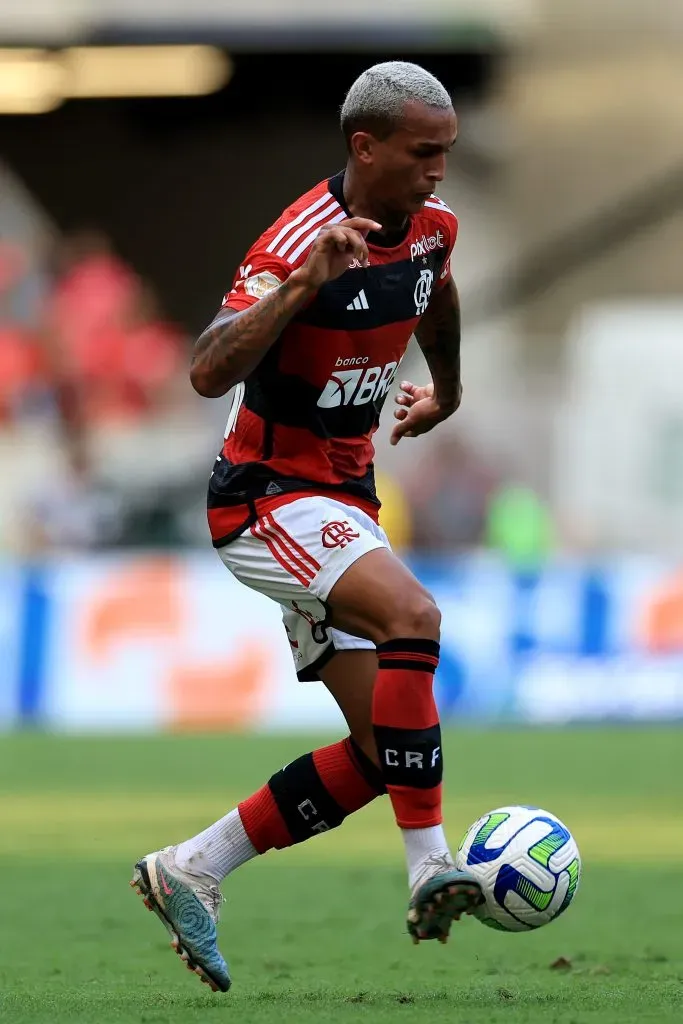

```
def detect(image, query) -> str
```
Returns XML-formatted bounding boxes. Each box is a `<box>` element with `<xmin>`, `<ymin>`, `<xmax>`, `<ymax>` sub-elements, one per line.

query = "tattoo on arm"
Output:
<box><xmin>190</xmin><ymin>272</ymin><xmax>315</xmax><ymax>398</ymax></box>
<box><xmin>414</xmin><ymin>278</ymin><xmax>461</xmax><ymax>411</ymax></box>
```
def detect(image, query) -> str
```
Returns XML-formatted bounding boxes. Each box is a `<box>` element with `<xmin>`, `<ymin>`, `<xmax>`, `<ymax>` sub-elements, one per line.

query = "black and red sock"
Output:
<box><xmin>238</xmin><ymin>737</ymin><xmax>385</xmax><ymax>853</ymax></box>
<box><xmin>372</xmin><ymin>638</ymin><xmax>442</xmax><ymax>829</ymax></box>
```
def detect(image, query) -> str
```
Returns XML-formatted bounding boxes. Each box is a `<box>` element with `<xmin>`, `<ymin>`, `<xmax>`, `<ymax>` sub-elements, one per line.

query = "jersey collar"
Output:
<box><xmin>327</xmin><ymin>170</ymin><xmax>412</xmax><ymax>249</ymax></box>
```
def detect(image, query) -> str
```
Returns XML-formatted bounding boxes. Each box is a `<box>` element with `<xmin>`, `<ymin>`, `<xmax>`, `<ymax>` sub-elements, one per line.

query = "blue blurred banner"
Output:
<box><xmin>413</xmin><ymin>555</ymin><xmax>683</xmax><ymax>724</ymax></box>
<box><xmin>0</xmin><ymin>563</ymin><xmax>30</xmax><ymax>728</ymax></box>
<box><xmin>2</xmin><ymin>552</ymin><xmax>683</xmax><ymax>730</ymax></box>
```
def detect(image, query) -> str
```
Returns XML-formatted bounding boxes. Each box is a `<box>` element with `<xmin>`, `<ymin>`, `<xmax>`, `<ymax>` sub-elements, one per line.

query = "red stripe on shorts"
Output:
<box><xmin>258</xmin><ymin>516</ymin><xmax>317</xmax><ymax>585</ymax></box>
<box><xmin>263</xmin><ymin>513</ymin><xmax>322</xmax><ymax>573</ymax></box>
<box><xmin>250</xmin><ymin>521</ymin><xmax>313</xmax><ymax>588</ymax></box>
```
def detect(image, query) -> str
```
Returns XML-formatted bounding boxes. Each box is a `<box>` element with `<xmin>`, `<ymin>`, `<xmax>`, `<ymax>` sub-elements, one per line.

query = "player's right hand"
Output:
<box><xmin>297</xmin><ymin>217</ymin><xmax>382</xmax><ymax>289</ymax></box>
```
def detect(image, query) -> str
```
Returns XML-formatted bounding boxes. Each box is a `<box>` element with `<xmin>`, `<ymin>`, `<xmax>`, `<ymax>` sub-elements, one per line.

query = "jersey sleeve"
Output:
<box><xmin>435</xmin><ymin>211</ymin><xmax>458</xmax><ymax>289</ymax></box>
<box><xmin>219</xmin><ymin>243</ymin><xmax>293</xmax><ymax>314</ymax></box>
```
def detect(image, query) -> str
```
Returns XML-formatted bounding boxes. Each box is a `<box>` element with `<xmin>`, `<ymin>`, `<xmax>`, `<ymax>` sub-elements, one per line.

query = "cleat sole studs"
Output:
<box><xmin>131</xmin><ymin>865</ymin><xmax>225</xmax><ymax>993</ymax></box>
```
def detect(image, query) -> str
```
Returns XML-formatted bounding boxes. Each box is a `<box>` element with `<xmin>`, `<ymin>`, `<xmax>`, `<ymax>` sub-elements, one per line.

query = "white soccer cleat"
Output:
<box><xmin>407</xmin><ymin>854</ymin><xmax>484</xmax><ymax>944</ymax></box>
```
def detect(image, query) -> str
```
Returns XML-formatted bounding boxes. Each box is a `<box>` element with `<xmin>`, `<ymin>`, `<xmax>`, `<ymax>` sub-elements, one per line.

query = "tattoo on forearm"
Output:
<box><xmin>190</xmin><ymin>276</ymin><xmax>311</xmax><ymax>397</ymax></box>
<box><xmin>415</xmin><ymin>278</ymin><xmax>461</xmax><ymax>409</ymax></box>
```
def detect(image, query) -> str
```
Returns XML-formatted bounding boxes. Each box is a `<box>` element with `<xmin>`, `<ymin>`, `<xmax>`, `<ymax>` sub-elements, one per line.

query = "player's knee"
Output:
<box><xmin>379</xmin><ymin>590</ymin><xmax>441</xmax><ymax>643</ymax></box>
<box><xmin>351</xmin><ymin>730</ymin><xmax>379</xmax><ymax>766</ymax></box>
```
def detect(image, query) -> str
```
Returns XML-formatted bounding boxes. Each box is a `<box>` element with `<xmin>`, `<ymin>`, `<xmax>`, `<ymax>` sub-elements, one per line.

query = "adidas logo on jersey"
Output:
<box><xmin>346</xmin><ymin>289</ymin><xmax>369</xmax><ymax>311</ymax></box>
<box><xmin>317</xmin><ymin>360</ymin><xmax>398</xmax><ymax>409</ymax></box>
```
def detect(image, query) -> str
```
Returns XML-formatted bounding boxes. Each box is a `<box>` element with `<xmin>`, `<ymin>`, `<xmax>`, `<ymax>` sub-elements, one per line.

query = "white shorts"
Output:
<box><xmin>217</xmin><ymin>495</ymin><xmax>390</xmax><ymax>680</ymax></box>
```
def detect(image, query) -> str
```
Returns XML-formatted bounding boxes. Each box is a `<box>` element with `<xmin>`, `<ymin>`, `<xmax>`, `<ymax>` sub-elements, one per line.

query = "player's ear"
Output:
<box><xmin>349</xmin><ymin>131</ymin><xmax>375</xmax><ymax>165</ymax></box>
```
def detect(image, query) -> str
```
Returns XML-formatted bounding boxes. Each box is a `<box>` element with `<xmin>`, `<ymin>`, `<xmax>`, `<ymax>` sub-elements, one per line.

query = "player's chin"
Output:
<box><xmin>409</xmin><ymin>193</ymin><xmax>432</xmax><ymax>211</ymax></box>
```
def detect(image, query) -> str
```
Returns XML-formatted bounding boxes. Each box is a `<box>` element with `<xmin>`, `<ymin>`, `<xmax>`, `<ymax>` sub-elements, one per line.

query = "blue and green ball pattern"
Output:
<box><xmin>455</xmin><ymin>806</ymin><xmax>581</xmax><ymax>932</ymax></box>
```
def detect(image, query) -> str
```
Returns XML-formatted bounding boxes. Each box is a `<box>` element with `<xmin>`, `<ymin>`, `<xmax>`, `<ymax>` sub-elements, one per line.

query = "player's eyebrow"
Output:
<box><xmin>413</xmin><ymin>138</ymin><xmax>457</xmax><ymax>153</ymax></box>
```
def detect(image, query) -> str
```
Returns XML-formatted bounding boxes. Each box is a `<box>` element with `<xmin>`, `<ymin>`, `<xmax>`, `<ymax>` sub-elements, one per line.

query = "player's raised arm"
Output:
<box><xmin>189</xmin><ymin>217</ymin><xmax>380</xmax><ymax>398</ymax></box>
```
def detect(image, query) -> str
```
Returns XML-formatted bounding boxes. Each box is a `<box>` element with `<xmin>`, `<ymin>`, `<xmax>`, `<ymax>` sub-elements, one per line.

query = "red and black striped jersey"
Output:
<box><xmin>208</xmin><ymin>170</ymin><xmax>457</xmax><ymax>546</ymax></box>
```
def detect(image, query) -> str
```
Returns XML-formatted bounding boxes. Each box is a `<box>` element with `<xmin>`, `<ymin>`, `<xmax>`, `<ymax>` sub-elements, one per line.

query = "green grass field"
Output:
<box><xmin>1</xmin><ymin>727</ymin><xmax>681</xmax><ymax>1023</ymax></box>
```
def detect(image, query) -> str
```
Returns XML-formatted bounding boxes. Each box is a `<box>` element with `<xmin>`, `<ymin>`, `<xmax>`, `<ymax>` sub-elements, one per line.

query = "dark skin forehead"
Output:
<box><xmin>389</xmin><ymin>100</ymin><xmax>458</xmax><ymax>150</ymax></box>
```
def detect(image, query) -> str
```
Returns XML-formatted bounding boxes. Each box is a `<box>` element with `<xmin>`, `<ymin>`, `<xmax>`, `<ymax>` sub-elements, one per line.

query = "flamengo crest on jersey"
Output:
<box><xmin>414</xmin><ymin>269</ymin><xmax>434</xmax><ymax>315</ymax></box>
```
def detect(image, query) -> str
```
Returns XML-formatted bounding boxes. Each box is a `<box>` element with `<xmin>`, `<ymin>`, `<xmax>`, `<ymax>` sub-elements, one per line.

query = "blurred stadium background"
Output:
<box><xmin>3</xmin><ymin>0</ymin><xmax>683</xmax><ymax>731</ymax></box>
<box><xmin>1</xmin><ymin>3</ymin><xmax>682</xmax><ymax>1021</ymax></box>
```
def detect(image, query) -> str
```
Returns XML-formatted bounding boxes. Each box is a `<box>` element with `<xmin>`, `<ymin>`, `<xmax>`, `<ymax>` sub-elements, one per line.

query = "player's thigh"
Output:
<box><xmin>327</xmin><ymin>546</ymin><xmax>441</xmax><ymax>645</ymax></box>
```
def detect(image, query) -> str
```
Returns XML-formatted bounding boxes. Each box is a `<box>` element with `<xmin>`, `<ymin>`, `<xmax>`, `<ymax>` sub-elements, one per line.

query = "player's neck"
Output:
<box><xmin>342</xmin><ymin>165</ymin><xmax>408</xmax><ymax>234</ymax></box>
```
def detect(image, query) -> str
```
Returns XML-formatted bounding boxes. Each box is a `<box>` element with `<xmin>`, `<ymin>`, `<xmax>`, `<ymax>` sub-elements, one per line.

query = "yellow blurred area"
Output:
<box><xmin>0</xmin><ymin>46</ymin><xmax>232</xmax><ymax>112</ymax></box>
<box><xmin>2</xmin><ymin>791</ymin><xmax>681</xmax><ymax>864</ymax></box>
<box><xmin>375</xmin><ymin>469</ymin><xmax>412</xmax><ymax>553</ymax></box>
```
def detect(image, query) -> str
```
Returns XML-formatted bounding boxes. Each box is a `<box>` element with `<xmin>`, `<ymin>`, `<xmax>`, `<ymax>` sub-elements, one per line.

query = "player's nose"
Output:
<box><xmin>426</xmin><ymin>155</ymin><xmax>447</xmax><ymax>183</ymax></box>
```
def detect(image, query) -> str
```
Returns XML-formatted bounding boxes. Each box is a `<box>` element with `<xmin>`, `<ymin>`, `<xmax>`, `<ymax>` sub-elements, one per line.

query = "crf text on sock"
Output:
<box><xmin>384</xmin><ymin>746</ymin><xmax>441</xmax><ymax>770</ymax></box>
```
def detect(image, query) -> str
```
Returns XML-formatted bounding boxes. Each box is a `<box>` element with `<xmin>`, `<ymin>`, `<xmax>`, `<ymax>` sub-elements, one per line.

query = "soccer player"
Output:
<box><xmin>131</xmin><ymin>61</ymin><xmax>482</xmax><ymax>992</ymax></box>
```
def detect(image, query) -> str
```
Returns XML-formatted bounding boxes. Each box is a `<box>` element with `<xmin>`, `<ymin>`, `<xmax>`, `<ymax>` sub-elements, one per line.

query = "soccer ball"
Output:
<box><xmin>454</xmin><ymin>806</ymin><xmax>581</xmax><ymax>932</ymax></box>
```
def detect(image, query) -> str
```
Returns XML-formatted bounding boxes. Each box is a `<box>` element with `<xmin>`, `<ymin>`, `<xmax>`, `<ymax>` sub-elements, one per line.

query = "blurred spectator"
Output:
<box><xmin>70</xmin><ymin>281</ymin><xmax>188</xmax><ymax>424</ymax></box>
<box><xmin>403</xmin><ymin>434</ymin><xmax>498</xmax><ymax>552</ymax></box>
<box><xmin>36</xmin><ymin>230</ymin><xmax>187</xmax><ymax>426</ymax></box>
<box><xmin>0</xmin><ymin>224</ymin><xmax>198</xmax><ymax>555</ymax></box>
<box><xmin>41</xmin><ymin>228</ymin><xmax>139</xmax><ymax>372</ymax></box>
<box><xmin>17</xmin><ymin>438</ymin><xmax>125</xmax><ymax>555</ymax></box>
<box><xmin>484</xmin><ymin>482</ymin><xmax>555</xmax><ymax>569</ymax></box>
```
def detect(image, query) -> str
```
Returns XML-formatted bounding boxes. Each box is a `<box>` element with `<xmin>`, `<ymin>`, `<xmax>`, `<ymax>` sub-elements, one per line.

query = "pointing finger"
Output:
<box><xmin>342</xmin><ymin>217</ymin><xmax>382</xmax><ymax>236</ymax></box>
<box><xmin>328</xmin><ymin>228</ymin><xmax>368</xmax><ymax>263</ymax></box>
<box><xmin>390</xmin><ymin>413</ymin><xmax>417</xmax><ymax>445</ymax></box>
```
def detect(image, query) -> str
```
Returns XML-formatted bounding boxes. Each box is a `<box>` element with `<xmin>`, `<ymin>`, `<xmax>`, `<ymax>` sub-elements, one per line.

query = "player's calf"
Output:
<box><xmin>328</xmin><ymin>554</ymin><xmax>445</xmax><ymax>834</ymax></box>
<box><xmin>238</xmin><ymin>737</ymin><xmax>385</xmax><ymax>854</ymax></box>
<box><xmin>326</xmin><ymin>548</ymin><xmax>479</xmax><ymax>934</ymax></box>
<box><xmin>173</xmin><ymin>737</ymin><xmax>385</xmax><ymax>885</ymax></box>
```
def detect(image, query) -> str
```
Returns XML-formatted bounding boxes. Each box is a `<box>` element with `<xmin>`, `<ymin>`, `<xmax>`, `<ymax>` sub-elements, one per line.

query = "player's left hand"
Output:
<box><xmin>390</xmin><ymin>379</ymin><xmax>462</xmax><ymax>446</ymax></box>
